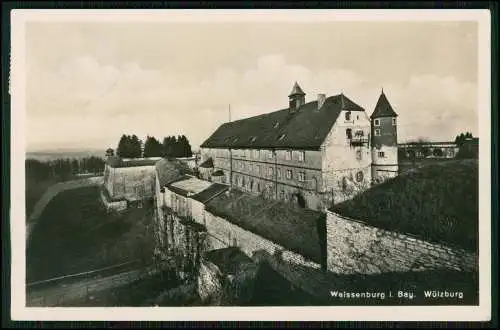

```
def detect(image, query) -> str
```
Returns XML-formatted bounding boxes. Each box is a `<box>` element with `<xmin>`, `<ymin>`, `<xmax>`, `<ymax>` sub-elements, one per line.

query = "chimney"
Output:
<box><xmin>317</xmin><ymin>94</ymin><xmax>326</xmax><ymax>110</ymax></box>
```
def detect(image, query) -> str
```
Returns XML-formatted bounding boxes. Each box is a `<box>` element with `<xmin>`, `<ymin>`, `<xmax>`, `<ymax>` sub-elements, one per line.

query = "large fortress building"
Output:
<box><xmin>198</xmin><ymin>82</ymin><xmax>399</xmax><ymax>211</ymax></box>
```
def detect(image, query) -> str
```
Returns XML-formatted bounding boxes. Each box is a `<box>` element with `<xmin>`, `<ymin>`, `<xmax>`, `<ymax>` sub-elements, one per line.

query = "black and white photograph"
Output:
<box><xmin>10</xmin><ymin>9</ymin><xmax>492</xmax><ymax>322</ymax></box>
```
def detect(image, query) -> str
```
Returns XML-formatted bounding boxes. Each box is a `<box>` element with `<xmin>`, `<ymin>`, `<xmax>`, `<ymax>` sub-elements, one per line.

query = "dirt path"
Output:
<box><xmin>27</xmin><ymin>265</ymin><xmax>157</xmax><ymax>307</ymax></box>
<box><xmin>26</xmin><ymin>176</ymin><xmax>104</xmax><ymax>245</ymax></box>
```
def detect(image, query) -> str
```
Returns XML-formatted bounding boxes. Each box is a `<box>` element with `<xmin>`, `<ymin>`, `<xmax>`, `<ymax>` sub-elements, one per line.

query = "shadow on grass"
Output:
<box><xmin>27</xmin><ymin>186</ymin><xmax>155</xmax><ymax>283</ymax></box>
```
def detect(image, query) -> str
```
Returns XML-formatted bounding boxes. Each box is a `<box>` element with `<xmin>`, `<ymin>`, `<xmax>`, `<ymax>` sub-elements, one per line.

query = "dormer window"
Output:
<box><xmin>392</xmin><ymin>118</ymin><xmax>397</xmax><ymax>125</ymax></box>
<box><xmin>346</xmin><ymin>128</ymin><xmax>352</xmax><ymax>139</ymax></box>
<box><xmin>278</xmin><ymin>134</ymin><xmax>286</xmax><ymax>141</ymax></box>
<box><xmin>374</xmin><ymin>119</ymin><xmax>380</xmax><ymax>126</ymax></box>
<box><xmin>249</xmin><ymin>136</ymin><xmax>256</xmax><ymax>143</ymax></box>
<box><xmin>273</xmin><ymin>122</ymin><xmax>280</xmax><ymax>128</ymax></box>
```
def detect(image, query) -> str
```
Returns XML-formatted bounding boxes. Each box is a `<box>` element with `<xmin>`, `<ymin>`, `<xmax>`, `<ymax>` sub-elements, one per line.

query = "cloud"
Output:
<box><xmin>26</xmin><ymin>54</ymin><xmax>478</xmax><ymax>150</ymax></box>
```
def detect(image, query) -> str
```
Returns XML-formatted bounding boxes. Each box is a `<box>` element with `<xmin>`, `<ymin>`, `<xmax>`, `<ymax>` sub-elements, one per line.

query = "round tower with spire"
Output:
<box><xmin>370</xmin><ymin>88</ymin><xmax>399</xmax><ymax>183</ymax></box>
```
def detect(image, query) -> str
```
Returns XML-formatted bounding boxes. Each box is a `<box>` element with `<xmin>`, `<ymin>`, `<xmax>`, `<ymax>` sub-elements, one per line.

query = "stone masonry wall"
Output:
<box><xmin>104</xmin><ymin>165</ymin><xmax>156</xmax><ymax>202</ymax></box>
<box><xmin>197</xmin><ymin>259</ymin><xmax>224</xmax><ymax>304</ymax></box>
<box><xmin>100</xmin><ymin>189</ymin><xmax>127</xmax><ymax>212</ymax></box>
<box><xmin>326</xmin><ymin>211</ymin><xmax>478</xmax><ymax>274</ymax></box>
<box><xmin>199</xmin><ymin>210</ymin><xmax>321</xmax><ymax>270</ymax></box>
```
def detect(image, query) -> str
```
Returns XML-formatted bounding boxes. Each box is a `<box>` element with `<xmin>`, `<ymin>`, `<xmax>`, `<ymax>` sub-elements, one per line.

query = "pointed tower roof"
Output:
<box><xmin>288</xmin><ymin>82</ymin><xmax>305</xmax><ymax>97</ymax></box>
<box><xmin>371</xmin><ymin>89</ymin><xmax>398</xmax><ymax>118</ymax></box>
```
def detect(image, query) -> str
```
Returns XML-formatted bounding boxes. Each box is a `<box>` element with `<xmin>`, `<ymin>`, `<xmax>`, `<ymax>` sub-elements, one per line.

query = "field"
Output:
<box><xmin>27</xmin><ymin>186</ymin><xmax>155</xmax><ymax>283</ymax></box>
<box><xmin>331</xmin><ymin>159</ymin><xmax>478</xmax><ymax>252</ymax></box>
<box><xmin>26</xmin><ymin>149</ymin><xmax>104</xmax><ymax>162</ymax></box>
<box><xmin>26</xmin><ymin>177</ymin><xmax>60</xmax><ymax>216</ymax></box>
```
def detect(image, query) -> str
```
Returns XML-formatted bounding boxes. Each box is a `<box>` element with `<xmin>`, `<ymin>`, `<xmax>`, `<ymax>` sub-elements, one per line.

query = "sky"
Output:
<box><xmin>24</xmin><ymin>19</ymin><xmax>478</xmax><ymax>152</ymax></box>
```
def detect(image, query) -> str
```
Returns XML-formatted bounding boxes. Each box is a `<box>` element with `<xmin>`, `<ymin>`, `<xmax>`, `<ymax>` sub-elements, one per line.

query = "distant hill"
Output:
<box><xmin>330</xmin><ymin>159</ymin><xmax>478</xmax><ymax>252</ymax></box>
<box><xmin>26</xmin><ymin>148</ymin><xmax>105</xmax><ymax>161</ymax></box>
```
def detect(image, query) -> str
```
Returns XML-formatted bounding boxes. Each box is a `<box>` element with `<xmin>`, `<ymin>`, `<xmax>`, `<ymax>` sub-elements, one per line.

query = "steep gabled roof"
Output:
<box><xmin>371</xmin><ymin>91</ymin><xmax>398</xmax><ymax>118</ymax></box>
<box><xmin>200</xmin><ymin>94</ymin><xmax>365</xmax><ymax>150</ymax></box>
<box><xmin>289</xmin><ymin>82</ymin><xmax>305</xmax><ymax>96</ymax></box>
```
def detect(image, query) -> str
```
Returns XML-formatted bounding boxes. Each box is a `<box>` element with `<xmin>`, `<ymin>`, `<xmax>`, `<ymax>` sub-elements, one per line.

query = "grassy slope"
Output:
<box><xmin>27</xmin><ymin>186</ymin><xmax>155</xmax><ymax>283</ymax></box>
<box><xmin>332</xmin><ymin>159</ymin><xmax>478</xmax><ymax>252</ymax></box>
<box><xmin>205</xmin><ymin>189</ymin><xmax>325</xmax><ymax>264</ymax></box>
<box><xmin>26</xmin><ymin>177</ymin><xmax>59</xmax><ymax>216</ymax></box>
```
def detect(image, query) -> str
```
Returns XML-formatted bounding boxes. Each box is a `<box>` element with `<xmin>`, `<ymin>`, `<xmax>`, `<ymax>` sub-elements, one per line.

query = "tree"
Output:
<box><xmin>130</xmin><ymin>135</ymin><xmax>143</xmax><ymax>158</ymax></box>
<box><xmin>143</xmin><ymin>136</ymin><xmax>164</xmax><ymax>158</ymax></box>
<box><xmin>163</xmin><ymin>136</ymin><xmax>176</xmax><ymax>158</ymax></box>
<box><xmin>117</xmin><ymin>134</ymin><xmax>130</xmax><ymax>158</ymax></box>
<box><xmin>117</xmin><ymin>134</ymin><xmax>142</xmax><ymax>158</ymax></box>
<box><xmin>179</xmin><ymin>135</ymin><xmax>193</xmax><ymax>158</ymax></box>
<box><xmin>455</xmin><ymin>132</ymin><xmax>474</xmax><ymax>146</ymax></box>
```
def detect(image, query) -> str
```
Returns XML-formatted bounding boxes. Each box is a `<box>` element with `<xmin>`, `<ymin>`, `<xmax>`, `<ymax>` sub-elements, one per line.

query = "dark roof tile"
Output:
<box><xmin>200</xmin><ymin>94</ymin><xmax>365</xmax><ymax>150</ymax></box>
<box><xmin>371</xmin><ymin>91</ymin><xmax>398</xmax><ymax>118</ymax></box>
<box><xmin>191</xmin><ymin>183</ymin><xmax>229</xmax><ymax>203</ymax></box>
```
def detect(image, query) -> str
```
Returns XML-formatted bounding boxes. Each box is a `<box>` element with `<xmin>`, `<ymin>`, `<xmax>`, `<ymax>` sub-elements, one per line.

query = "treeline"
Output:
<box><xmin>26</xmin><ymin>156</ymin><xmax>106</xmax><ymax>181</ymax></box>
<box><xmin>455</xmin><ymin>132</ymin><xmax>474</xmax><ymax>146</ymax></box>
<box><xmin>115</xmin><ymin>134</ymin><xmax>193</xmax><ymax>159</ymax></box>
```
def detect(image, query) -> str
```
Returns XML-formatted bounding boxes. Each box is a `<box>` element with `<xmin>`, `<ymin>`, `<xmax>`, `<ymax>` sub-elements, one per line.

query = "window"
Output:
<box><xmin>346</xmin><ymin>128</ymin><xmax>353</xmax><ymax>139</ymax></box>
<box><xmin>278</xmin><ymin>134</ymin><xmax>286</xmax><ymax>141</ymax></box>
<box><xmin>374</xmin><ymin>129</ymin><xmax>381</xmax><ymax>136</ymax></box>
<box><xmin>298</xmin><ymin>172</ymin><xmax>306</xmax><ymax>182</ymax></box>
<box><xmin>285</xmin><ymin>150</ymin><xmax>292</xmax><ymax>160</ymax></box>
<box><xmin>345</xmin><ymin>112</ymin><xmax>351</xmax><ymax>121</ymax></box>
<box><xmin>268</xmin><ymin>150</ymin><xmax>273</xmax><ymax>159</ymax></box>
<box><xmin>280</xmin><ymin>190</ymin><xmax>285</xmax><ymax>199</ymax></box>
<box><xmin>392</xmin><ymin>118</ymin><xmax>397</xmax><ymax>126</ymax></box>
<box><xmin>374</xmin><ymin>119</ymin><xmax>380</xmax><ymax>126</ymax></box>
<box><xmin>250</xmin><ymin>180</ymin><xmax>254</xmax><ymax>191</ymax></box>
<box><xmin>253</xmin><ymin>150</ymin><xmax>259</xmax><ymax>158</ymax></box>
<box><xmin>268</xmin><ymin>167</ymin><xmax>273</xmax><ymax>176</ymax></box>
<box><xmin>378</xmin><ymin>151</ymin><xmax>385</xmax><ymax>158</ymax></box>
<box><xmin>357</xmin><ymin>115</ymin><xmax>359</xmax><ymax>120</ymax></box>
<box><xmin>298</xmin><ymin>151</ymin><xmax>305</xmax><ymax>162</ymax></box>
<box><xmin>257</xmin><ymin>165</ymin><xmax>261</xmax><ymax>176</ymax></box>
<box><xmin>249</xmin><ymin>136</ymin><xmax>256</xmax><ymax>143</ymax></box>
<box><xmin>356</xmin><ymin>149</ymin><xmax>362</xmax><ymax>161</ymax></box>
<box><xmin>356</xmin><ymin>171</ymin><xmax>364</xmax><ymax>182</ymax></box>
<box><xmin>277</xmin><ymin>168</ymin><xmax>282</xmax><ymax>179</ymax></box>
<box><xmin>273</xmin><ymin>122</ymin><xmax>280</xmax><ymax>128</ymax></box>
<box><xmin>341</xmin><ymin>177</ymin><xmax>348</xmax><ymax>192</ymax></box>
<box><xmin>286</xmin><ymin>169</ymin><xmax>292</xmax><ymax>179</ymax></box>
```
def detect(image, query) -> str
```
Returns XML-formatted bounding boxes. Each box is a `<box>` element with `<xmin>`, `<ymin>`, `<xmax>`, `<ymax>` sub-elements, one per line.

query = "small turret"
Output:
<box><xmin>371</xmin><ymin>89</ymin><xmax>399</xmax><ymax>183</ymax></box>
<box><xmin>288</xmin><ymin>82</ymin><xmax>306</xmax><ymax>113</ymax></box>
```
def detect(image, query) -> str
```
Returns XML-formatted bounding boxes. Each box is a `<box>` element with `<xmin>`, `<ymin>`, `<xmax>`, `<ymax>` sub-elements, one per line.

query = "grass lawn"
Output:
<box><xmin>27</xmin><ymin>186</ymin><xmax>155</xmax><ymax>283</ymax></box>
<box><xmin>25</xmin><ymin>177</ymin><xmax>60</xmax><ymax>217</ymax></box>
<box><xmin>205</xmin><ymin>189</ymin><xmax>326</xmax><ymax>265</ymax></box>
<box><xmin>331</xmin><ymin>159</ymin><xmax>478</xmax><ymax>252</ymax></box>
<box><xmin>398</xmin><ymin>158</ymin><xmax>458</xmax><ymax>174</ymax></box>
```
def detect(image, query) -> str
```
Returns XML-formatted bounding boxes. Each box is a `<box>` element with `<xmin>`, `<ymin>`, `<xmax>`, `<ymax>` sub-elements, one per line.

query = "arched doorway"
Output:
<box><xmin>294</xmin><ymin>192</ymin><xmax>306</xmax><ymax>208</ymax></box>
